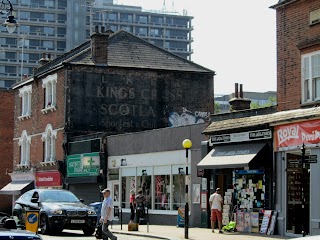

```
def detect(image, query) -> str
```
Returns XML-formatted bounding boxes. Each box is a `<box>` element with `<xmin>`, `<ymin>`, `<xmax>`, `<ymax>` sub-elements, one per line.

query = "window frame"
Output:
<box><xmin>18</xmin><ymin>84</ymin><xmax>32</xmax><ymax>120</ymax></box>
<box><xmin>41</xmin><ymin>73</ymin><xmax>57</xmax><ymax>114</ymax></box>
<box><xmin>41</xmin><ymin>124</ymin><xmax>57</xmax><ymax>163</ymax></box>
<box><xmin>18</xmin><ymin>130</ymin><xmax>31</xmax><ymax>166</ymax></box>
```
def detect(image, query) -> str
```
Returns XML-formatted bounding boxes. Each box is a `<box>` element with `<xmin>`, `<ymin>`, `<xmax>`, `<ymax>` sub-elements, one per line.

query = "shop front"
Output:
<box><xmin>198</xmin><ymin>129</ymin><xmax>274</xmax><ymax>233</ymax></box>
<box><xmin>274</xmin><ymin>119</ymin><xmax>320</xmax><ymax>237</ymax></box>
<box><xmin>65</xmin><ymin>152</ymin><xmax>102</xmax><ymax>204</ymax></box>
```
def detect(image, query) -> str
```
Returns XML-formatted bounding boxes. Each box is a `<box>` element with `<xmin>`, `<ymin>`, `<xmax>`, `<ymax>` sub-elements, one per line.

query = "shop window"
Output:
<box><xmin>137</xmin><ymin>175</ymin><xmax>151</xmax><ymax>209</ymax></box>
<box><xmin>172</xmin><ymin>174</ymin><xmax>185</xmax><ymax>209</ymax></box>
<box><xmin>154</xmin><ymin>175</ymin><xmax>170</xmax><ymax>210</ymax></box>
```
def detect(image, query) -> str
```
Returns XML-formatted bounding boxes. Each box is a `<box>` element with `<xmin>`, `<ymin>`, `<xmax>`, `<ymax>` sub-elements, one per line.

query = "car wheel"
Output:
<box><xmin>83</xmin><ymin>226</ymin><xmax>95</xmax><ymax>236</ymax></box>
<box><xmin>40</xmin><ymin>214</ymin><xmax>51</xmax><ymax>235</ymax></box>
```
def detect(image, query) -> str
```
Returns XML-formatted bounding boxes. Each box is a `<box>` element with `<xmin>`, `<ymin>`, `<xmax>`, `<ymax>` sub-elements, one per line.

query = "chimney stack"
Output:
<box><xmin>39</xmin><ymin>52</ymin><xmax>51</xmax><ymax>66</ymax></box>
<box><xmin>91</xmin><ymin>25</ymin><xmax>113</xmax><ymax>65</ymax></box>
<box><xmin>229</xmin><ymin>83</ymin><xmax>251</xmax><ymax>111</ymax></box>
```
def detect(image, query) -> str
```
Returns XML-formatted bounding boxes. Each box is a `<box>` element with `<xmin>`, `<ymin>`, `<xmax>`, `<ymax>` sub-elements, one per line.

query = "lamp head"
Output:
<box><xmin>182</xmin><ymin>139</ymin><xmax>192</xmax><ymax>149</ymax></box>
<box><xmin>4</xmin><ymin>15</ymin><xmax>18</xmax><ymax>33</ymax></box>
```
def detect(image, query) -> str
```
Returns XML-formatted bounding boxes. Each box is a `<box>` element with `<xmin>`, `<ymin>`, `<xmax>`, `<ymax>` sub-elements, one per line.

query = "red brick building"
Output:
<box><xmin>0</xmin><ymin>89</ymin><xmax>14</xmax><ymax>213</ymax></box>
<box><xmin>272</xmin><ymin>0</ymin><xmax>320</xmax><ymax>111</ymax></box>
<box><xmin>5</xmin><ymin>27</ymin><xmax>214</xmax><ymax>205</ymax></box>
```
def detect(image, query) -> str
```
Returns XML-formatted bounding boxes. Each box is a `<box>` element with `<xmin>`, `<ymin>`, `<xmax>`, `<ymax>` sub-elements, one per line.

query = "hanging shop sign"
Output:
<box><xmin>67</xmin><ymin>152</ymin><xmax>100</xmax><ymax>177</ymax></box>
<box><xmin>209</xmin><ymin>129</ymin><xmax>271</xmax><ymax>146</ymax></box>
<box><xmin>275</xmin><ymin>119</ymin><xmax>320</xmax><ymax>151</ymax></box>
<box><xmin>36</xmin><ymin>171</ymin><xmax>62</xmax><ymax>187</ymax></box>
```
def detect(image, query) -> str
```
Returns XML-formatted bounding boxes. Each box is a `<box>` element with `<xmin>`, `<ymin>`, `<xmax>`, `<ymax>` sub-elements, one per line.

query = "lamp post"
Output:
<box><xmin>0</xmin><ymin>0</ymin><xmax>19</xmax><ymax>33</ymax></box>
<box><xmin>182</xmin><ymin>139</ymin><xmax>192</xmax><ymax>239</ymax></box>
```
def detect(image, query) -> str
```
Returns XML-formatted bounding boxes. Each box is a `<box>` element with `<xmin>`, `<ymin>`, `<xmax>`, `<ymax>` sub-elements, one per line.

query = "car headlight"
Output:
<box><xmin>87</xmin><ymin>210</ymin><xmax>96</xmax><ymax>215</ymax></box>
<box><xmin>49</xmin><ymin>209</ymin><xmax>64</xmax><ymax>215</ymax></box>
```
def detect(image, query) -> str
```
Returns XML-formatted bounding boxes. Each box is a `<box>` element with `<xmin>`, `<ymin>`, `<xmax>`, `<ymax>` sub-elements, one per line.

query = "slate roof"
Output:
<box><xmin>203</xmin><ymin>107</ymin><xmax>320</xmax><ymax>135</ymax></box>
<box><xmin>270</xmin><ymin>0</ymin><xmax>298</xmax><ymax>9</ymax></box>
<box><xmin>34</xmin><ymin>30</ymin><xmax>214</xmax><ymax>78</ymax></box>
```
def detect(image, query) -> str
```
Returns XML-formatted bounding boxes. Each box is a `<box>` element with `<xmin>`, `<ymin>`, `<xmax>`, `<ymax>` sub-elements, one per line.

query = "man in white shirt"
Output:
<box><xmin>209</xmin><ymin>188</ymin><xmax>223</xmax><ymax>233</ymax></box>
<box><xmin>100</xmin><ymin>188</ymin><xmax>117</xmax><ymax>240</ymax></box>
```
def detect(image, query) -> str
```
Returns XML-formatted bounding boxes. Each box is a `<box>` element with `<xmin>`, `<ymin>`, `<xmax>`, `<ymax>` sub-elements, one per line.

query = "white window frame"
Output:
<box><xmin>301</xmin><ymin>50</ymin><xmax>320</xmax><ymax>103</ymax></box>
<box><xmin>18</xmin><ymin>85</ymin><xmax>32</xmax><ymax>120</ymax></box>
<box><xmin>41</xmin><ymin>73</ymin><xmax>57</xmax><ymax>114</ymax></box>
<box><xmin>18</xmin><ymin>130</ymin><xmax>31</xmax><ymax>166</ymax></box>
<box><xmin>41</xmin><ymin>124</ymin><xmax>57</xmax><ymax>163</ymax></box>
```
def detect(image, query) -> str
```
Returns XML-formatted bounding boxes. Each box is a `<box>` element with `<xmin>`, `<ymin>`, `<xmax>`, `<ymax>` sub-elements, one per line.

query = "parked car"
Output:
<box><xmin>0</xmin><ymin>212</ymin><xmax>42</xmax><ymax>239</ymax></box>
<box><xmin>13</xmin><ymin>189</ymin><xmax>97</xmax><ymax>236</ymax></box>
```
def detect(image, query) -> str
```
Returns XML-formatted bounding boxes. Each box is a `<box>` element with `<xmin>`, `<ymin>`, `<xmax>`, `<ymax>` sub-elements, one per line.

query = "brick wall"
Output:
<box><xmin>0</xmin><ymin>89</ymin><xmax>14</xmax><ymax>213</ymax></box>
<box><xmin>276</xmin><ymin>0</ymin><xmax>320</xmax><ymax>111</ymax></box>
<box><xmin>13</xmin><ymin>70</ymin><xmax>66</xmax><ymax>169</ymax></box>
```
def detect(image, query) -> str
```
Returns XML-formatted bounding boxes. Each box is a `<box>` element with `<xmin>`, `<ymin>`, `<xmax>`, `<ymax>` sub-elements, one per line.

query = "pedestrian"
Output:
<box><xmin>209</xmin><ymin>188</ymin><xmax>223</xmax><ymax>234</ymax></box>
<box><xmin>100</xmin><ymin>188</ymin><xmax>117</xmax><ymax>240</ymax></box>
<box><xmin>135</xmin><ymin>189</ymin><xmax>146</xmax><ymax>224</ymax></box>
<box><xmin>129</xmin><ymin>189</ymin><xmax>136</xmax><ymax>224</ymax></box>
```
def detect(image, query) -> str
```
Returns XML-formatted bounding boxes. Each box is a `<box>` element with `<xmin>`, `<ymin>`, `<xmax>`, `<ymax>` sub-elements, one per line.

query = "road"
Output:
<box><xmin>40</xmin><ymin>230</ymin><xmax>156</xmax><ymax>240</ymax></box>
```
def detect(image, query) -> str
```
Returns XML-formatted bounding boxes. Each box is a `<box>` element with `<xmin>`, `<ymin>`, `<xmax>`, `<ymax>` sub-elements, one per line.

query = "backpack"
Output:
<box><xmin>95</xmin><ymin>223</ymin><xmax>103</xmax><ymax>239</ymax></box>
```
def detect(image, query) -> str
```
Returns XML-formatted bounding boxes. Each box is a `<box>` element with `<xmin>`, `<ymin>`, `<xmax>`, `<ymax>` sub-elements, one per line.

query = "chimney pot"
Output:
<box><xmin>101</xmin><ymin>26</ymin><xmax>105</xmax><ymax>33</ymax></box>
<box><xmin>240</xmin><ymin>84</ymin><xmax>243</xmax><ymax>98</ymax></box>
<box><xmin>235</xmin><ymin>83</ymin><xmax>239</xmax><ymax>98</ymax></box>
<box><xmin>95</xmin><ymin>25</ymin><xmax>99</xmax><ymax>33</ymax></box>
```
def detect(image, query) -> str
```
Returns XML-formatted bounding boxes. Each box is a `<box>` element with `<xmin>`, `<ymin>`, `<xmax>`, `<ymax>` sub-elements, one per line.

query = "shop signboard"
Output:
<box><xmin>275</xmin><ymin>119</ymin><xmax>320</xmax><ymax>151</ymax></box>
<box><xmin>209</xmin><ymin>129</ymin><xmax>271</xmax><ymax>146</ymax></box>
<box><xmin>36</xmin><ymin>171</ymin><xmax>62</xmax><ymax>187</ymax></box>
<box><xmin>67</xmin><ymin>152</ymin><xmax>100</xmax><ymax>177</ymax></box>
<box><xmin>177</xmin><ymin>207</ymin><xmax>185</xmax><ymax>227</ymax></box>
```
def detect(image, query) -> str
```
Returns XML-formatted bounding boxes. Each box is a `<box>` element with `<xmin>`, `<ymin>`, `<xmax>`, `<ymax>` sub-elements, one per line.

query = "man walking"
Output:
<box><xmin>100</xmin><ymin>188</ymin><xmax>117</xmax><ymax>240</ymax></box>
<box><xmin>209</xmin><ymin>188</ymin><xmax>223</xmax><ymax>234</ymax></box>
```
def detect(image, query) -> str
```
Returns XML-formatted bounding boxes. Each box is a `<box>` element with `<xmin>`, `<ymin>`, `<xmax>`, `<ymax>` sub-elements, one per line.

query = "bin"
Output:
<box><xmin>89</xmin><ymin>202</ymin><xmax>102</xmax><ymax>224</ymax></box>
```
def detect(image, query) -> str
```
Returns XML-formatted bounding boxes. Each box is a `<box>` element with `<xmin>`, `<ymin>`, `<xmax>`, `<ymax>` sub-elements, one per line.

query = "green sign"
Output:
<box><xmin>67</xmin><ymin>152</ymin><xmax>100</xmax><ymax>177</ymax></box>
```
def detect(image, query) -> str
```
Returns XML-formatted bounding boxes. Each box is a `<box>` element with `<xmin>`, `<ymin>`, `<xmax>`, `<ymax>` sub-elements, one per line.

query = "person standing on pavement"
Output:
<box><xmin>129</xmin><ymin>189</ymin><xmax>136</xmax><ymax>224</ymax></box>
<box><xmin>135</xmin><ymin>189</ymin><xmax>146</xmax><ymax>224</ymax></box>
<box><xmin>100</xmin><ymin>188</ymin><xmax>117</xmax><ymax>240</ymax></box>
<box><xmin>209</xmin><ymin>188</ymin><xmax>223</xmax><ymax>234</ymax></box>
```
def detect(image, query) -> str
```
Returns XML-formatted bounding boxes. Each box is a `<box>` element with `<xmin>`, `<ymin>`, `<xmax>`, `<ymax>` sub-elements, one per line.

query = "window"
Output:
<box><xmin>41</xmin><ymin>73</ymin><xmax>57</xmax><ymax>113</ymax></box>
<box><xmin>19</xmin><ymin>130</ymin><xmax>31</xmax><ymax>166</ymax></box>
<box><xmin>42</xmin><ymin>124</ymin><xmax>57</xmax><ymax>162</ymax></box>
<box><xmin>18</xmin><ymin>85</ymin><xmax>32</xmax><ymax>120</ymax></box>
<box><xmin>302</xmin><ymin>51</ymin><xmax>320</xmax><ymax>103</ymax></box>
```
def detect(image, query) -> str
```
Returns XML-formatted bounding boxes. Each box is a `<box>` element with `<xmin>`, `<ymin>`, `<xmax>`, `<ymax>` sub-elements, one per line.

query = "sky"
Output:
<box><xmin>116</xmin><ymin>0</ymin><xmax>278</xmax><ymax>95</ymax></box>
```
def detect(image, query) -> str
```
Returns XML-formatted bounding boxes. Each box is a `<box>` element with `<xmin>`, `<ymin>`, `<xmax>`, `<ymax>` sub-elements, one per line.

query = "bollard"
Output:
<box><xmin>120</xmin><ymin>207</ymin><xmax>123</xmax><ymax>230</ymax></box>
<box><xmin>146</xmin><ymin>207</ymin><xmax>149</xmax><ymax>233</ymax></box>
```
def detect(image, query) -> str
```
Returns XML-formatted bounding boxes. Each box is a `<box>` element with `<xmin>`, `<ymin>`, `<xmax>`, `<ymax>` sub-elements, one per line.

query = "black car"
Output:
<box><xmin>13</xmin><ymin>189</ymin><xmax>97</xmax><ymax>236</ymax></box>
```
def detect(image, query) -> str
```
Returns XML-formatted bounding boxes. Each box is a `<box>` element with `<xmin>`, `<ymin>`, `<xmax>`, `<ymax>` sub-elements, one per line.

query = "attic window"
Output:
<box><xmin>310</xmin><ymin>9</ymin><xmax>320</xmax><ymax>26</ymax></box>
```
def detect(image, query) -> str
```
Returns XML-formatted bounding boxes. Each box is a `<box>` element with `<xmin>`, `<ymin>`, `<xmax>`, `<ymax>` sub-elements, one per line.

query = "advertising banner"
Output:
<box><xmin>274</xmin><ymin>119</ymin><xmax>320</xmax><ymax>151</ymax></box>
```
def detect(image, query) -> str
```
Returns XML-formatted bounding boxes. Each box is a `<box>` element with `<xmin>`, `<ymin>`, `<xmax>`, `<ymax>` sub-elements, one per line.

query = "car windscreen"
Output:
<box><xmin>41</xmin><ymin>191</ymin><xmax>80</xmax><ymax>203</ymax></box>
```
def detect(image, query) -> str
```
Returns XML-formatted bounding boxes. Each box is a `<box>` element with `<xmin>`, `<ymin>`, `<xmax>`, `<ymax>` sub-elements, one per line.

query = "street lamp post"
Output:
<box><xmin>0</xmin><ymin>0</ymin><xmax>19</xmax><ymax>33</ymax></box>
<box><xmin>182</xmin><ymin>139</ymin><xmax>192</xmax><ymax>239</ymax></box>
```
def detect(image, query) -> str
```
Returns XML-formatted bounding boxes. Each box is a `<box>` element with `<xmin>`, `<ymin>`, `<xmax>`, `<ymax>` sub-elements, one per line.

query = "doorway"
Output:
<box><xmin>286</xmin><ymin>153</ymin><xmax>310</xmax><ymax>235</ymax></box>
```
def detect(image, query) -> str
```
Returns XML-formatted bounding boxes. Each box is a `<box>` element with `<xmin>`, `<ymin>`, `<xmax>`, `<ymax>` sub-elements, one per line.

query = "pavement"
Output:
<box><xmin>110</xmin><ymin>224</ymin><xmax>293</xmax><ymax>240</ymax></box>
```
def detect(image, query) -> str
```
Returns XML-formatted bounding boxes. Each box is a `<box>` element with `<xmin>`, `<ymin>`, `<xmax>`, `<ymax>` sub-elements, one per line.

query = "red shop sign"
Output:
<box><xmin>275</xmin><ymin>119</ymin><xmax>320</xmax><ymax>150</ymax></box>
<box><xmin>36</xmin><ymin>171</ymin><xmax>62</xmax><ymax>187</ymax></box>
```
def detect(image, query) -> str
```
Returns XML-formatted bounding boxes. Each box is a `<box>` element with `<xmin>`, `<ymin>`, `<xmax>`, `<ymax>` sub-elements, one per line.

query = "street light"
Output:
<box><xmin>182</xmin><ymin>139</ymin><xmax>192</xmax><ymax>239</ymax></box>
<box><xmin>0</xmin><ymin>0</ymin><xmax>19</xmax><ymax>33</ymax></box>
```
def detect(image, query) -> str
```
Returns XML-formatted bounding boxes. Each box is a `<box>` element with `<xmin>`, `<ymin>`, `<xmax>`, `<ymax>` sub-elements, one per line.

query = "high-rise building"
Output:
<box><xmin>0</xmin><ymin>0</ymin><xmax>193</xmax><ymax>88</ymax></box>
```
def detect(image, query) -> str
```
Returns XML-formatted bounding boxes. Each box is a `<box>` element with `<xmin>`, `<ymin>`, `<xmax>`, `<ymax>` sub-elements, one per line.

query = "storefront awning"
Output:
<box><xmin>0</xmin><ymin>181</ymin><xmax>33</xmax><ymax>195</ymax></box>
<box><xmin>197</xmin><ymin>143</ymin><xmax>266</xmax><ymax>169</ymax></box>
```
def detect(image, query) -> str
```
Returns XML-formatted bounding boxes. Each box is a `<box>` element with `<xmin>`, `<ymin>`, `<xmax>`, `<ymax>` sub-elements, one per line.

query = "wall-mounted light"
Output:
<box><xmin>178</xmin><ymin>167</ymin><xmax>184</xmax><ymax>174</ymax></box>
<box><xmin>121</xmin><ymin>158</ymin><xmax>127</xmax><ymax>166</ymax></box>
<box><xmin>142</xmin><ymin>169</ymin><xmax>147</xmax><ymax>176</ymax></box>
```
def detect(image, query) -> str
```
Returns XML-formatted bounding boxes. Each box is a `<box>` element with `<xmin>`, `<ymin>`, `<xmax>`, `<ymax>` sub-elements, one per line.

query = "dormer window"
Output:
<box><xmin>18</xmin><ymin>85</ymin><xmax>32</xmax><ymax>120</ymax></box>
<box><xmin>41</xmin><ymin>73</ymin><xmax>57</xmax><ymax>114</ymax></box>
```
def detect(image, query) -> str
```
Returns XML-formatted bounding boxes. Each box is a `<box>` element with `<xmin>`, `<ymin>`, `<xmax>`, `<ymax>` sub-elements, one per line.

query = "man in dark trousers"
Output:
<box><xmin>135</xmin><ymin>189</ymin><xmax>146</xmax><ymax>224</ymax></box>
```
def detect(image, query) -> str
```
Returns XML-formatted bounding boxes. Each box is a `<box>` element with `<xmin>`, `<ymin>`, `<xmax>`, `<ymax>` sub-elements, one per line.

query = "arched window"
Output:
<box><xmin>18</xmin><ymin>130</ymin><xmax>31</xmax><ymax>165</ymax></box>
<box><xmin>42</xmin><ymin>124</ymin><xmax>57</xmax><ymax>162</ymax></box>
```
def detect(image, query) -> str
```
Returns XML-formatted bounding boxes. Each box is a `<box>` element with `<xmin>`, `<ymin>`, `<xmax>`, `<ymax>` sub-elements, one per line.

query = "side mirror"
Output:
<box><xmin>80</xmin><ymin>199</ymin><xmax>84</xmax><ymax>203</ymax></box>
<box><xmin>31</xmin><ymin>198</ymin><xmax>39</xmax><ymax>203</ymax></box>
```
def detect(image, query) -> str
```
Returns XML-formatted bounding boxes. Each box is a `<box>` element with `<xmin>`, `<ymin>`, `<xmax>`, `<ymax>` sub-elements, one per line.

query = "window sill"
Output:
<box><xmin>16</xmin><ymin>164</ymin><xmax>30</xmax><ymax>170</ymax></box>
<box><xmin>300</xmin><ymin>100</ymin><xmax>320</xmax><ymax>108</ymax></box>
<box><xmin>18</xmin><ymin>114</ymin><xmax>31</xmax><ymax>121</ymax></box>
<box><xmin>40</xmin><ymin>161</ymin><xmax>56</xmax><ymax>166</ymax></box>
<box><xmin>41</xmin><ymin>105</ymin><xmax>56</xmax><ymax>114</ymax></box>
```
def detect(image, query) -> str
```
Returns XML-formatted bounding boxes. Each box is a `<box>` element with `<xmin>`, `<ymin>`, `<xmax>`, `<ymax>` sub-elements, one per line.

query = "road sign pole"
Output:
<box><xmin>301</xmin><ymin>143</ymin><xmax>306</xmax><ymax>237</ymax></box>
